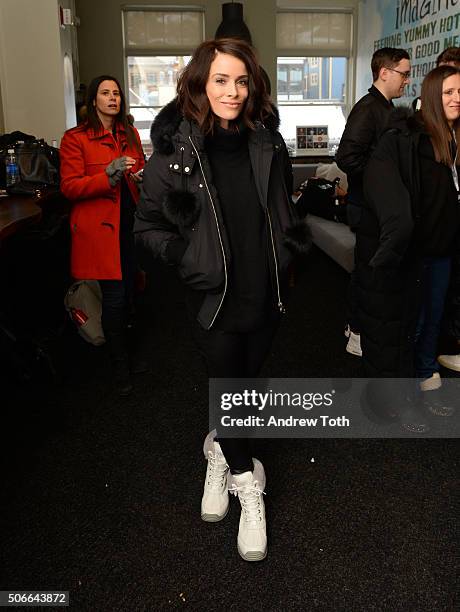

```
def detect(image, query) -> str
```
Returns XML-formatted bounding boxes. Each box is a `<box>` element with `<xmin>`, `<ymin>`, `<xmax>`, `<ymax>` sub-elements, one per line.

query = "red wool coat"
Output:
<box><xmin>60</xmin><ymin>123</ymin><xmax>145</xmax><ymax>280</ymax></box>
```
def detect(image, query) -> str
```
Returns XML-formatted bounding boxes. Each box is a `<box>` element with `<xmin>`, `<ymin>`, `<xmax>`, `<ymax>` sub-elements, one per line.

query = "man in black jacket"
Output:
<box><xmin>336</xmin><ymin>47</ymin><xmax>411</xmax><ymax>357</ymax></box>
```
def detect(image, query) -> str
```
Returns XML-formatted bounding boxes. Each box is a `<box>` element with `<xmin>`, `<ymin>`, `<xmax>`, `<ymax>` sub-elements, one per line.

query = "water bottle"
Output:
<box><xmin>5</xmin><ymin>148</ymin><xmax>20</xmax><ymax>187</ymax></box>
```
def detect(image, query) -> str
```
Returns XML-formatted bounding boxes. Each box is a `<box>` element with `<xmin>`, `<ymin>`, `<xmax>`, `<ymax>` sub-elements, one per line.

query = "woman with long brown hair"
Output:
<box><xmin>60</xmin><ymin>75</ymin><xmax>145</xmax><ymax>396</ymax></box>
<box><xmin>360</xmin><ymin>65</ymin><xmax>460</xmax><ymax>423</ymax></box>
<box><xmin>134</xmin><ymin>39</ymin><xmax>309</xmax><ymax>561</ymax></box>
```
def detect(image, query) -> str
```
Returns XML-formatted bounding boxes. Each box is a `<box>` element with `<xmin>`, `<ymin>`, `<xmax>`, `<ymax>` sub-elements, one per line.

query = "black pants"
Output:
<box><xmin>100</xmin><ymin>178</ymin><xmax>137</xmax><ymax>335</ymax></box>
<box><xmin>347</xmin><ymin>203</ymin><xmax>361</xmax><ymax>332</ymax></box>
<box><xmin>193</xmin><ymin>321</ymin><xmax>279</xmax><ymax>474</ymax></box>
<box><xmin>99</xmin><ymin>252</ymin><xmax>136</xmax><ymax>333</ymax></box>
<box><xmin>99</xmin><ymin>276</ymin><xmax>133</xmax><ymax>334</ymax></box>
<box><xmin>347</xmin><ymin>266</ymin><xmax>360</xmax><ymax>332</ymax></box>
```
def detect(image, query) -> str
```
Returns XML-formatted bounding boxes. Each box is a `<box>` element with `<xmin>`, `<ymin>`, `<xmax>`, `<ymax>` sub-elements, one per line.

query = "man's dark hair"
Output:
<box><xmin>436</xmin><ymin>46</ymin><xmax>460</xmax><ymax>67</ymax></box>
<box><xmin>371</xmin><ymin>47</ymin><xmax>410</xmax><ymax>81</ymax></box>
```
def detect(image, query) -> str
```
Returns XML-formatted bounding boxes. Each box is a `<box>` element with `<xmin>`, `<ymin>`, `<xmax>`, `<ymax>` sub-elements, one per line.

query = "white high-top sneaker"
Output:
<box><xmin>419</xmin><ymin>371</ymin><xmax>442</xmax><ymax>391</ymax></box>
<box><xmin>438</xmin><ymin>353</ymin><xmax>460</xmax><ymax>372</ymax></box>
<box><xmin>201</xmin><ymin>432</ymin><xmax>230</xmax><ymax>522</ymax></box>
<box><xmin>346</xmin><ymin>330</ymin><xmax>362</xmax><ymax>357</ymax></box>
<box><xmin>229</xmin><ymin>459</ymin><xmax>267</xmax><ymax>562</ymax></box>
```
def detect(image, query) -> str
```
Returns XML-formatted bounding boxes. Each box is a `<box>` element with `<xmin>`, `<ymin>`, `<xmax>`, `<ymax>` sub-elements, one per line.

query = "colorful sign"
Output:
<box><xmin>356</xmin><ymin>0</ymin><xmax>459</xmax><ymax>102</ymax></box>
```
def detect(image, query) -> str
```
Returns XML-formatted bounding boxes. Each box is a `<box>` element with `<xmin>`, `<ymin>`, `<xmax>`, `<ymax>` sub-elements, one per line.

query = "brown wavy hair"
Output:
<box><xmin>177</xmin><ymin>38</ymin><xmax>274</xmax><ymax>133</ymax></box>
<box><xmin>420</xmin><ymin>65</ymin><xmax>460</xmax><ymax>165</ymax></box>
<box><xmin>85</xmin><ymin>75</ymin><xmax>141</xmax><ymax>151</ymax></box>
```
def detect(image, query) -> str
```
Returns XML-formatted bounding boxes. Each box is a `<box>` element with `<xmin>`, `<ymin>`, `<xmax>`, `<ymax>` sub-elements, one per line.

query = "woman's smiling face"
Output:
<box><xmin>205</xmin><ymin>52</ymin><xmax>249</xmax><ymax>129</ymax></box>
<box><xmin>441</xmin><ymin>73</ymin><xmax>460</xmax><ymax>126</ymax></box>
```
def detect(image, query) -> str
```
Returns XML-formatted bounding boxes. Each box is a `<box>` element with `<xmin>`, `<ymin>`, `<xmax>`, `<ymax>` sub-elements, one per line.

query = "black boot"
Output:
<box><xmin>126</xmin><ymin>319</ymin><xmax>149</xmax><ymax>375</ymax></box>
<box><xmin>105</xmin><ymin>330</ymin><xmax>133</xmax><ymax>397</ymax></box>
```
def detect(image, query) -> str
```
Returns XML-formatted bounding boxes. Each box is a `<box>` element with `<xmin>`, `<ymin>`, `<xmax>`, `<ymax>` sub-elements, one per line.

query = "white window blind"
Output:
<box><xmin>123</xmin><ymin>10</ymin><xmax>204</xmax><ymax>52</ymax></box>
<box><xmin>276</xmin><ymin>12</ymin><xmax>352</xmax><ymax>56</ymax></box>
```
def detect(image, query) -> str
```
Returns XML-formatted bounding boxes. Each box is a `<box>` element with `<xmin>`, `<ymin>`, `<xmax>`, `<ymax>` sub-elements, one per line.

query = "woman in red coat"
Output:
<box><xmin>60</xmin><ymin>75</ymin><xmax>145</xmax><ymax>395</ymax></box>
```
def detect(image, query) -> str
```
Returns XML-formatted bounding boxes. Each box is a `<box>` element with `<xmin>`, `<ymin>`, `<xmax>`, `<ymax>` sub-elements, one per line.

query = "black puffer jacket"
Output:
<box><xmin>359</xmin><ymin>109</ymin><xmax>460</xmax><ymax>377</ymax></box>
<box><xmin>134</xmin><ymin>99</ymin><xmax>311</xmax><ymax>329</ymax></box>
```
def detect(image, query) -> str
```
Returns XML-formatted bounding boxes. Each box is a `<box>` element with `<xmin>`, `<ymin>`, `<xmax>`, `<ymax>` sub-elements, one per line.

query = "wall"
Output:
<box><xmin>0</xmin><ymin>78</ymin><xmax>4</xmax><ymax>134</ymax></box>
<box><xmin>0</xmin><ymin>0</ymin><xmax>77</xmax><ymax>142</ymax></box>
<box><xmin>76</xmin><ymin>0</ymin><xmax>366</xmax><ymax>115</ymax></box>
<box><xmin>356</xmin><ymin>0</ymin><xmax>460</xmax><ymax>102</ymax></box>
<box><xmin>75</xmin><ymin>0</ymin><xmax>279</xmax><ymax>90</ymax></box>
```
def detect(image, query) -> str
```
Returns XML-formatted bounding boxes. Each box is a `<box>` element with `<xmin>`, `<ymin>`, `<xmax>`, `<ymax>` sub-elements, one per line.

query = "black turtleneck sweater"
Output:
<box><xmin>204</xmin><ymin>125</ymin><xmax>273</xmax><ymax>332</ymax></box>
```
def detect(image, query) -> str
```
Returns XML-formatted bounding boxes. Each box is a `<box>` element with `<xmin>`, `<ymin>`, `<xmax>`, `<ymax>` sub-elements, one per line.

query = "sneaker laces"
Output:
<box><xmin>230</xmin><ymin>481</ymin><xmax>266</xmax><ymax>523</ymax></box>
<box><xmin>206</xmin><ymin>451</ymin><xmax>228</xmax><ymax>490</ymax></box>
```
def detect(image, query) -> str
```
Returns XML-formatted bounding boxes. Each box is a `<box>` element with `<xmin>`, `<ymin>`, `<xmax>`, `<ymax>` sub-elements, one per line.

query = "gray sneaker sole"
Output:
<box><xmin>201</xmin><ymin>504</ymin><xmax>229</xmax><ymax>522</ymax></box>
<box><xmin>237</xmin><ymin>545</ymin><xmax>267</xmax><ymax>562</ymax></box>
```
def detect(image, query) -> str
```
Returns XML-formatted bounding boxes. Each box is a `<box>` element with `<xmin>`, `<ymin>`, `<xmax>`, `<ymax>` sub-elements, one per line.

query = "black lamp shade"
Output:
<box><xmin>215</xmin><ymin>3</ymin><xmax>252</xmax><ymax>44</ymax></box>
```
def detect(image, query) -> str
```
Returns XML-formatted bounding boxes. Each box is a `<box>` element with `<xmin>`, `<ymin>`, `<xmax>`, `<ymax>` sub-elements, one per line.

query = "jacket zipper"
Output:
<box><xmin>266</xmin><ymin>208</ymin><xmax>285</xmax><ymax>313</ymax></box>
<box><xmin>188</xmin><ymin>135</ymin><xmax>228</xmax><ymax>329</ymax></box>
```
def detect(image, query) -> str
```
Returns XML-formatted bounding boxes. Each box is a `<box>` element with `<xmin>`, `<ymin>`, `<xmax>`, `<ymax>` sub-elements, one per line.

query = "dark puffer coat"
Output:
<box><xmin>133</xmin><ymin>99</ymin><xmax>311</xmax><ymax>329</ymax></box>
<box><xmin>360</xmin><ymin>109</ymin><xmax>460</xmax><ymax>377</ymax></box>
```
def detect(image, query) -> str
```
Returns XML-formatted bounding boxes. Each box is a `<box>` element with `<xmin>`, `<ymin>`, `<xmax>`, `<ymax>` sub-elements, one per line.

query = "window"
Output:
<box><xmin>277</xmin><ymin>60</ymin><xmax>304</xmax><ymax>100</ymax></box>
<box><xmin>276</xmin><ymin>10</ymin><xmax>352</xmax><ymax>155</ymax></box>
<box><xmin>123</xmin><ymin>9</ymin><xmax>204</xmax><ymax>155</ymax></box>
<box><xmin>126</xmin><ymin>56</ymin><xmax>191</xmax><ymax>151</ymax></box>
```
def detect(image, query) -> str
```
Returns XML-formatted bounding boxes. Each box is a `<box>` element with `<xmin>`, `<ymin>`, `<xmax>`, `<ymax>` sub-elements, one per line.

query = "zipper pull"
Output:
<box><xmin>278</xmin><ymin>301</ymin><xmax>286</xmax><ymax>314</ymax></box>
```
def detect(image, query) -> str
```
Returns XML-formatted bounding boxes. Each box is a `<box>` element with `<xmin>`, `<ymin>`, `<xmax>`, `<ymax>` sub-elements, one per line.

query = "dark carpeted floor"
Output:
<box><xmin>0</xmin><ymin>247</ymin><xmax>457</xmax><ymax>611</ymax></box>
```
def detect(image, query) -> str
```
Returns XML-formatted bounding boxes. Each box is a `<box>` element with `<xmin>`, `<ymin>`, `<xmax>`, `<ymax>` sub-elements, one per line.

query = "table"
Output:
<box><xmin>0</xmin><ymin>195</ymin><xmax>42</xmax><ymax>240</ymax></box>
<box><xmin>0</xmin><ymin>190</ymin><xmax>70</xmax><ymax>384</ymax></box>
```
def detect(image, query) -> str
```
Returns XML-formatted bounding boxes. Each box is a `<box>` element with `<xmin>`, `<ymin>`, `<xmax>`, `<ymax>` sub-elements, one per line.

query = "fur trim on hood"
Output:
<box><xmin>384</xmin><ymin>105</ymin><xmax>421</xmax><ymax>134</ymax></box>
<box><xmin>150</xmin><ymin>98</ymin><xmax>183</xmax><ymax>155</ymax></box>
<box><xmin>150</xmin><ymin>97</ymin><xmax>281</xmax><ymax>155</ymax></box>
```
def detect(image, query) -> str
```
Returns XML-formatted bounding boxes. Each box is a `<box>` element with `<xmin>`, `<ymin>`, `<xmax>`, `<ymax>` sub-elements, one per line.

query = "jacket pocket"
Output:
<box><xmin>85</xmin><ymin>161</ymin><xmax>111</xmax><ymax>177</ymax></box>
<box><xmin>177</xmin><ymin>226</ymin><xmax>224</xmax><ymax>291</ymax></box>
<box><xmin>176</xmin><ymin>187</ymin><xmax>227</xmax><ymax>291</ymax></box>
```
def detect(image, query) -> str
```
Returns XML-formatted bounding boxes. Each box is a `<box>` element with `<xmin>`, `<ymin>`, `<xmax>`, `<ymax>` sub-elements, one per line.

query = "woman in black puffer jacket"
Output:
<box><xmin>360</xmin><ymin>65</ymin><xmax>460</xmax><ymax>417</ymax></box>
<box><xmin>134</xmin><ymin>38</ymin><xmax>310</xmax><ymax>562</ymax></box>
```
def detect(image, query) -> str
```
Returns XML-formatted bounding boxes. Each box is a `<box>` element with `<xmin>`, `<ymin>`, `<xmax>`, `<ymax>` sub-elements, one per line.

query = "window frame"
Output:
<box><xmin>275</xmin><ymin>7</ymin><xmax>355</xmax><ymax>115</ymax></box>
<box><xmin>122</xmin><ymin>6</ymin><xmax>205</xmax><ymax>56</ymax></box>
<box><xmin>122</xmin><ymin>7</ymin><xmax>204</xmax><ymax>154</ymax></box>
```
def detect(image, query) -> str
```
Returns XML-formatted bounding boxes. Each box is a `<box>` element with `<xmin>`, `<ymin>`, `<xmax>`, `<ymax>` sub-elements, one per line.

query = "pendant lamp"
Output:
<box><xmin>215</xmin><ymin>2</ymin><xmax>252</xmax><ymax>44</ymax></box>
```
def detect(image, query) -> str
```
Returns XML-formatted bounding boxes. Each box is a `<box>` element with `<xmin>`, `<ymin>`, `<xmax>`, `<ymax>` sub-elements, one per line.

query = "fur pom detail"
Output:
<box><xmin>162</xmin><ymin>190</ymin><xmax>201</xmax><ymax>228</ymax></box>
<box><xmin>283</xmin><ymin>221</ymin><xmax>313</xmax><ymax>255</ymax></box>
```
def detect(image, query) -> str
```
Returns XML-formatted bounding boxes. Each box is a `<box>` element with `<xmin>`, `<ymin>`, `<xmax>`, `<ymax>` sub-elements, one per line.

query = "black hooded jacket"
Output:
<box><xmin>357</xmin><ymin>108</ymin><xmax>460</xmax><ymax>377</ymax></box>
<box><xmin>133</xmin><ymin>99</ymin><xmax>311</xmax><ymax>330</ymax></box>
<box><xmin>336</xmin><ymin>85</ymin><xmax>394</xmax><ymax>208</ymax></box>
